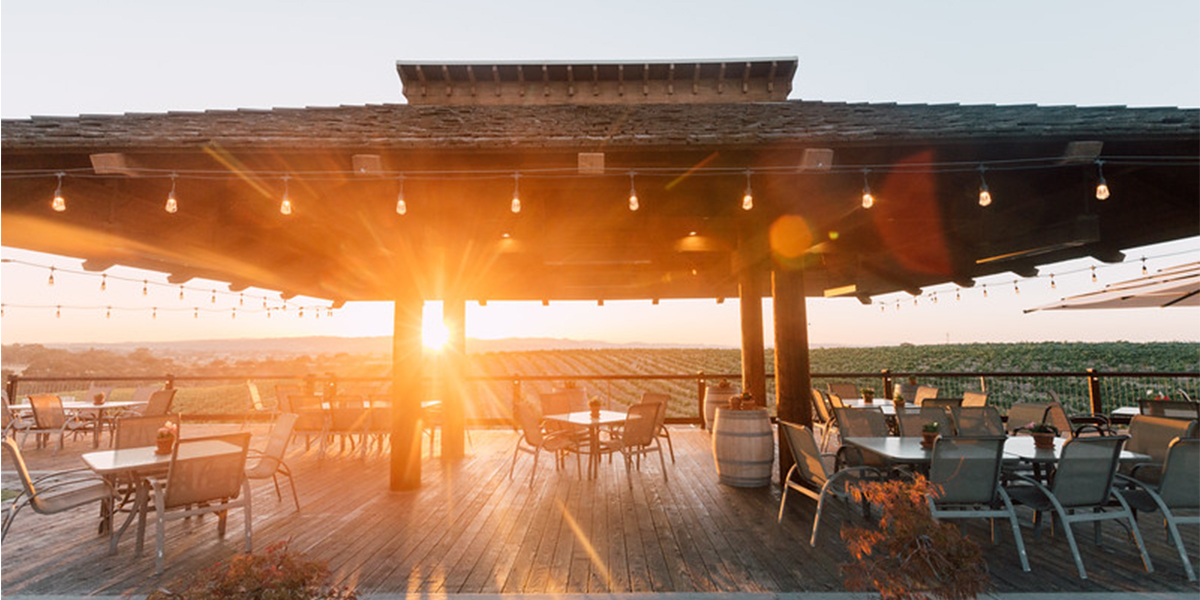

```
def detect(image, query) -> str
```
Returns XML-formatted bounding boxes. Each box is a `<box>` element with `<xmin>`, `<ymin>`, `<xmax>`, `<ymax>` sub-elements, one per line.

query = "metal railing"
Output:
<box><xmin>7</xmin><ymin>369</ymin><xmax>1196</xmax><ymax>427</ymax></box>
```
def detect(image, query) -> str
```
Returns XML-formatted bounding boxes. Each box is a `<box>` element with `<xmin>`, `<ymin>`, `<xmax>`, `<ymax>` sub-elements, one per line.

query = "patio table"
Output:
<box><xmin>842</xmin><ymin>435</ymin><xmax>1151</xmax><ymax>469</ymax></box>
<box><xmin>544</xmin><ymin>410</ymin><xmax>635</xmax><ymax>479</ymax></box>
<box><xmin>18</xmin><ymin>400</ymin><xmax>149</xmax><ymax>448</ymax></box>
<box><xmin>81</xmin><ymin>439</ymin><xmax>243</xmax><ymax>554</ymax></box>
<box><xmin>839</xmin><ymin>399</ymin><xmax>924</xmax><ymax>416</ymax></box>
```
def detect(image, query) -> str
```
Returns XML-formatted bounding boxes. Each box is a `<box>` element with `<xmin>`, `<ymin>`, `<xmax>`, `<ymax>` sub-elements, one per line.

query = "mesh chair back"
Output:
<box><xmin>949</xmin><ymin>406</ymin><xmax>1005</xmax><ymax>437</ymax></box>
<box><xmin>557</xmin><ymin>388</ymin><xmax>589</xmax><ymax>412</ymax></box>
<box><xmin>1043</xmin><ymin>402</ymin><xmax>1074</xmax><ymax>437</ymax></box>
<box><xmin>1051</xmin><ymin>436</ymin><xmax>1126</xmax><ymax>508</ymax></box>
<box><xmin>1006</xmin><ymin>402</ymin><xmax>1051</xmax><ymax>434</ymax></box>
<box><xmin>130</xmin><ymin>386</ymin><xmax>161</xmax><ymax>405</ymax></box>
<box><xmin>827</xmin><ymin>393</ymin><xmax>846</xmax><ymax>409</ymax></box>
<box><xmin>143</xmin><ymin>389</ymin><xmax>177</xmax><ymax>417</ymax></box>
<box><xmin>923</xmin><ymin>398</ymin><xmax>963</xmax><ymax>410</ymax></box>
<box><xmin>811</xmin><ymin>389</ymin><xmax>833</xmax><ymax>425</ymax></box>
<box><xmin>622</xmin><ymin>403</ymin><xmax>661</xmax><ymax>447</ymax></box>
<box><xmin>1158</xmin><ymin>438</ymin><xmax>1200</xmax><ymax>509</ymax></box>
<box><xmin>1127</xmin><ymin>415</ymin><xmax>1196</xmax><ymax>464</ymax></box>
<box><xmin>263</xmin><ymin>413</ymin><xmax>299</xmax><ymax>461</ymax></box>
<box><xmin>642</xmin><ymin>393</ymin><xmax>670</xmax><ymax>428</ymax></box>
<box><xmin>514</xmin><ymin>403</ymin><xmax>546</xmax><ymax>446</ymax></box>
<box><xmin>930</xmin><ymin>436</ymin><xmax>1006</xmax><ymax>505</ymax></box>
<box><xmin>897</xmin><ymin>407</ymin><xmax>952</xmax><ymax>437</ymax></box>
<box><xmin>164</xmin><ymin>432</ymin><xmax>250</xmax><ymax>509</ymax></box>
<box><xmin>827</xmin><ymin>382</ymin><xmax>859</xmax><ymax>400</ymax></box>
<box><xmin>780</xmin><ymin>421</ymin><xmax>830</xmax><ymax>487</ymax></box>
<box><xmin>914</xmin><ymin>386</ymin><xmax>940</xmax><ymax>405</ymax></box>
<box><xmin>28</xmin><ymin>395</ymin><xmax>66</xmax><ymax>430</ymax></box>
<box><xmin>833</xmin><ymin>407</ymin><xmax>889</xmax><ymax>438</ymax></box>
<box><xmin>2</xmin><ymin>438</ymin><xmax>37</xmax><ymax>499</ymax></box>
<box><xmin>962</xmin><ymin>391</ymin><xmax>988</xmax><ymax>407</ymax></box>
<box><xmin>1139</xmin><ymin>399</ymin><xmax>1200</xmax><ymax>420</ymax></box>
<box><xmin>274</xmin><ymin>384</ymin><xmax>303</xmax><ymax>413</ymax></box>
<box><xmin>115</xmin><ymin>414</ymin><xmax>180</xmax><ymax>449</ymax></box>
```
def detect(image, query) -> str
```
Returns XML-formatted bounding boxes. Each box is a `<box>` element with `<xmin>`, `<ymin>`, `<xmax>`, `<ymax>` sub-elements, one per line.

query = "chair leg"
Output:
<box><xmin>242</xmin><ymin>480</ymin><xmax>253</xmax><ymax>552</ymax></box>
<box><xmin>1163</xmin><ymin>515</ymin><xmax>1197</xmax><ymax>582</ymax></box>
<box><xmin>271</xmin><ymin>474</ymin><xmax>283</xmax><ymax>501</ymax></box>
<box><xmin>662</xmin><ymin>429</ymin><xmax>675</xmax><ymax>463</ymax></box>
<box><xmin>1058</xmin><ymin>516</ymin><xmax>1089</xmax><ymax>579</ymax></box>
<box><xmin>154</xmin><ymin>494</ymin><xmax>167</xmax><ymax>575</ymax></box>
<box><xmin>657</xmin><ymin>447</ymin><xmax>667</xmax><ymax>481</ymax></box>
<box><xmin>811</xmin><ymin>488</ymin><xmax>831</xmax><ymax>547</ymax></box>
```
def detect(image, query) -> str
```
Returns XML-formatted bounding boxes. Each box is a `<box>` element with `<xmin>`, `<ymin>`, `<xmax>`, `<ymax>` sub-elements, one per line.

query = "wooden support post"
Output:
<box><xmin>442</xmin><ymin>297</ymin><xmax>467</xmax><ymax>459</ymax></box>
<box><xmin>1086</xmin><ymin>368</ymin><xmax>1104</xmax><ymax>415</ymax></box>
<box><xmin>739</xmin><ymin>268</ymin><xmax>767</xmax><ymax>410</ymax></box>
<box><xmin>390</xmin><ymin>297</ymin><xmax>424</xmax><ymax>491</ymax></box>
<box><xmin>697</xmin><ymin>371</ymin><xmax>707</xmax><ymax>430</ymax></box>
<box><xmin>772</xmin><ymin>267</ymin><xmax>812</xmax><ymax>484</ymax></box>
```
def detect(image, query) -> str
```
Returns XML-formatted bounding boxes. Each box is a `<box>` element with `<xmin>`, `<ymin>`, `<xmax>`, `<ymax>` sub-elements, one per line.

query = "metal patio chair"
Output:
<box><xmin>641</xmin><ymin>392</ymin><xmax>676</xmax><ymax>463</ymax></box>
<box><xmin>606</xmin><ymin>402</ymin><xmax>668</xmax><ymax>482</ymax></box>
<box><xmin>832</xmin><ymin>406</ymin><xmax>890</xmax><ymax>469</ymax></box>
<box><xmin>1121</xmin><ymin>414</ymin><xmax>1198</xmax><ymax>485</ymax></box>
<box><xmin>25</xmin><ymin>394</ymin><xmax>92</xmax><ymax>452</ymax></box>
<box><xmin>1007</xmin><ymin>435</ymin><xmax>1152</xmax><ymax>579</ymax></box>
<box><xmin>145</xmin><ymin>431</ymin><xmax>252</xmax><ymax>574</ymax></box>
<box><xmin>245</xmin><ymin>413</ymin><xmax>301</xmax><ymax>511</ymax></box>
<box><xmin>928</xmin><ymin>436</ymin><xmax>1029</xmax><ymax>571</ymax></box>
<box><xmin>896</xmin><ymin>407</ymin><xmax>953</xmax><ymax>437</ymax></box>
<box><xmin>509</xmin><ymin>402</ymin><xmax>580</xmax><ymax>487</ymax></box>
<box><xmin>777</xmin><ymin>421</ymin><xmax>881</xmax><ymax>546</ymax></box>
<box><xmin>811</xmin><ymin>388</ymin><xmax>838</xmax><ymax>452</ymax></box>
<box><xmin>962</xmin><ymin>391</ymin><xmax>989</xmax><ymax>407</ymax></box>
<box><xmin>1</xmin><ymin>437</ymin><xmax>117</xmax><ymax>541</ymax></box>
<box><xmin>948</xmin><ymin>406</ymin><xmax>1005</xmax><ymax>437</ymax></box>
<box><xmin>826</xmin><ymin>382</ymin><xmax>860</xmax><ymax>401</ymax></box>
<box><xmin>1117</xmin><ymin>437</ymin><xmax>1199</xmax><ymax>582</ymax></box>
<box><xmin>1005</xmin><ymin>402</ymin><xmax>1052</xmax><ymax>435</ymax></box>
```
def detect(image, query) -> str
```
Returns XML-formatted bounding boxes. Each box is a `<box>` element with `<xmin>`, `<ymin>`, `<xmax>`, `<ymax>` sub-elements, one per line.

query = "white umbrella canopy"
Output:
<box><xmin>1026</xmin><ymin>262</ymin><xmax>1200</xmax><ymax>312</ymax></box>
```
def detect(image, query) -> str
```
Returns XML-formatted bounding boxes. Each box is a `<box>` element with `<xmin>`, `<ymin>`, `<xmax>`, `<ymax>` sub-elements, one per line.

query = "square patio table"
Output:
<box><xmin>544</xmin><ymin>410</ymin><xmax>635</xmax><ymax>479</ymax></box>
<box><xmin>60</xmin><ymin>400</ymin><xmax>149</xmax><ymax>448</ymax></box>
<box><xmin>81</xmin><ymin>439</ymin><xmax>243</xmax><ymax>554</ymax></box>
<box><xmin>838</xmin><ymin>399</ymin><xmax>923</xmax><ymax>416</ymax></box>
<box><xmin>842</xmin><ymin>435</ymin><xmax>1152</xmax><ymax>469</ymax></box>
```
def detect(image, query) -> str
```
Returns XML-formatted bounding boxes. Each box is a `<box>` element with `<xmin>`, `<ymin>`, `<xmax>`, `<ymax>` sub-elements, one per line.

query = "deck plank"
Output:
<box><xmin>3</xmin><ymin>424</ymin><xmax>1198</xmax><ymax>595</ymax></box>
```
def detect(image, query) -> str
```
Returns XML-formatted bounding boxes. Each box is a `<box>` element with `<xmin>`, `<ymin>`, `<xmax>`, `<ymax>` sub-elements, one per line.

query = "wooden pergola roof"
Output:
<box><xmin>3</xmin><ymin>63</ymin><xmax>1198</xmax><ymax>306</ymax></box>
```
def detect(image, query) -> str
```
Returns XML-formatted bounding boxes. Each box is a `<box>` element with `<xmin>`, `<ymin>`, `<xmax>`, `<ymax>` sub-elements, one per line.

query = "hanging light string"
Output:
<box><xmin>867</xmin><ymin>247</ymin><xmax>1199</xmax><ymax>308</ymax></box>
<box><xmin>0</xmin><ymin>303</ymin><xmax>336</xmax><ymax>320</ymax></box>
<box><xmin>0</xmin><ymin>258</ymin><xmax>333</xmax><ymax>312</ymax></box>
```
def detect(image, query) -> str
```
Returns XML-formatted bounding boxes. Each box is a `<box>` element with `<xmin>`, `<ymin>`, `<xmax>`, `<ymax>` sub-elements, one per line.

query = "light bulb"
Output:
<box><xmin>51</xmin><ymin>173</ymin><xmax>66</xmax><ymax>212</ymax></box>
<box><xmin>978</xmin><ymin>186</ymin><xmax>992</xmax><ymax>207</ymax></box>
<box><xmin>861</xmin><ymin>192</ymin><xmax>875</xmax><ymax>209</ymax></box>
<box><xmin>742</xmin><ymin>171</ymin><xmax>754</xmax><ymax>210</ymax></box>
<box><xmin>396</xmin><ymin>177</ymin><xmax>407</xmax><ymax>215</ymax></box>
<box><xmin>1095</xmin><ymin>181</ymin><xmax>1110</xmax><ymax>201</ymax></box>
<box><xmin>511</xmin><ymin>196</ymin><xmax>521</xmax><ymax>213</ymax></box>
<box><xmin>280</xmin><ymin>177</ymin><xmax>293</xmax><ymax>215</ymax></box>
<box><xmin>1050</xmin><ymin>275</ymin><xmax>1057</xmax><ymax>290</ymax></box>
<box><xmin>100</xmin><ymin>274</ymin><xmax>107</xmax><ymax>291</ymax></box>
<box><xmin>165</xmin><ymin>190</ymin><xmax>178</xmax><ymax>214</ymax></box>
<box><xmin>142</xmin><ymin>280</ymin><xmax>148</xmax><ymax>295</ymax></box>
<box><xmin>1091</xmin><ymin>266</ymin><xmax>1098</xmax><ymax>283</ymax></box>
<box><xmin>511</xmin><ymin>174</ymin><xmax>521</xmax><ymax>213</ymax></box>
<box><xmin>629</xmin><ymin>192</ymin><xmax>639</xmax><ymax>211</ymax></box>
<box><xmin>106</xmin><ymin>307</ymin><xmax>112</xmax><ymax>319</ymax></box>
<box><xmin>48</xmin><ymin>267</ymin><xmax>55</xmax><ymax>286</ymax></box>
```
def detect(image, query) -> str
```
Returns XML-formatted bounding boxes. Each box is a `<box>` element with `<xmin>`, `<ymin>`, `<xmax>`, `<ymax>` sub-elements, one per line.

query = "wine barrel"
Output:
<box><xmin>703</xmin><ymin>384</ymin><xmax>741</xmax><ymax>430</ymax></box>
<box><xmin>711</xmin><ymin>407</ymin><xmax>774</xmax><ymax>487</ymax></box>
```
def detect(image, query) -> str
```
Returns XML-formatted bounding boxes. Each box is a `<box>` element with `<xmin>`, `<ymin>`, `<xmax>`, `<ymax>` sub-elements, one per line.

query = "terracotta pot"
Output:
<box><xmin>921</xmin><ymin>431</ymin><xmax>938</xmax><ymax>449</ymax></box>
<box><xmin>862</xmin><ymin>390</ymin><xmax>875</xmax><ymax>404</ymax></box>
<box><xmin>155</xmin><ymin>437</ymin><xmax>175</xmax><ymax>455</ymax></box>
<box><xmin>589</xmin><ymin>406</ymin><xmax>600</xmax><ymax>419</ymax></box>
<box><xmin>1032</xmin><ymin>432</ymin><xmax>1055</xmax><ymax>450</ymax></box>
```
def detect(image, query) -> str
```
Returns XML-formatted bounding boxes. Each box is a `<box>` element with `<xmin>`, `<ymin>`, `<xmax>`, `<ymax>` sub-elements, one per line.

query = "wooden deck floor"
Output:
<box><xmin>3</xmin><ymin>425</ymin><xmax>1198</xmax><ymax>596</ymax></box>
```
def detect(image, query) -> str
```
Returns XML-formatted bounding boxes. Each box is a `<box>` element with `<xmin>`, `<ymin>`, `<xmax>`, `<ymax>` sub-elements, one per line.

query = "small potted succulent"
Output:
<box><xmin>92</xmin><ymin>392</ymin><xmax>107</xmax><ymax>406</ymax></box>
<box><xmin>155</xmin><ymin>421</ymin><xmax>178</xmax><ymax>455</ymax></box>
<box><xmin>893</xmin><ymin>393</ymin><xmax>906</xmax><ymax>410</ymax></box>
<box><xmin>920</xmin><ymin>422</ymin><xmax>940</xmax><ymax>449</ymax></box>
<box><xmin>739</xmin><ymin>391</ymin><xmax>756</xmax><ymax>409</ymax></box>
<box><xmin>588</xmin><ymin>396</ymin><xmax>602</xmax><ymax>419</ymax></box>
<box><xmin>861</xmin><ymin>388</ymin><xmax>876</xmax><ymax>404</ymax></box>
<box><xmin>1024</xmin><ymin>421</ymin><xmax>1058</xmax><ymax>449</ymax></box>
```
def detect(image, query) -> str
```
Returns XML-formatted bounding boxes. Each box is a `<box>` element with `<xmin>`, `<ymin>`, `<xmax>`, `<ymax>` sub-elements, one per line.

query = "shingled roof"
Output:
<box><xmin>4</xmin><ymin>100</ymin><xmax>1197</xmax><ymax>153</ymax></box>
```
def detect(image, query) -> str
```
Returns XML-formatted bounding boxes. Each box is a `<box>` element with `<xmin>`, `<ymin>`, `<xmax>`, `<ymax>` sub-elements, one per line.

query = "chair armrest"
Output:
<box><xmin>27</xmin><ymin>475</ymin><xmax>116</xmax><ymax>499</ymax></box>
<box><xmin>1127</xmin><ymin>461</ymin><xmax>1162</xmax><ymax>479</ymax></box>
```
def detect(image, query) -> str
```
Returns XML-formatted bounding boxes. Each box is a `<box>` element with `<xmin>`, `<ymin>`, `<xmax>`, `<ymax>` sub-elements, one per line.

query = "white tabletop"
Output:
<box><xmin>81</xmin><ymin>440</ymin><xmax>241</xmax><ymax>476</ymax></box>
<box><xmin>544</xmin><ymin>410</ymin><xmax>632</xmax><ymax>427</ymax></box>
<box><xmin>843</xmin><ymin>435</ymin><xmax>1151</xmax><ymax>466</ymax></box>
<box><xmin>60</xmin><ymin>400</ymin><xmax>147</xmax><ymax>411</ymax></box>
<box><xmin>837</xmin><ymin>399</ymin><xmax>923</xmax><ymax>416</ymax></box>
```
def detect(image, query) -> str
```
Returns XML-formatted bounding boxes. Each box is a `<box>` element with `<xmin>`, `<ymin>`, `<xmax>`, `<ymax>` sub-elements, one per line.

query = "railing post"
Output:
<box><xmin>880</xmin><ymin>369</ymin><xmax>892</xmax><ymax>400</ymax></box>
<box><xmin>1086</xmin><ymin>368</ymin><xmax>1104</xmax><ymax>415</ymax></box>
<box><xmin>164</xmin><ymin>374</ymin><xmax>175</xmax><ymax>390</ymax></box>
<box><xmin>697</xmin><ymin>371</ymin><xmax>707</xmax><ymax>430</ymax></box>
<box><xmin>6</xmin><ymin>374</ymin><xmax>19</xmax><ymax>403</ymax></box>
<box><xmin>511</xmin><ymin>375</ymin><xmax>522</xmax><ymax>430</ymax></box>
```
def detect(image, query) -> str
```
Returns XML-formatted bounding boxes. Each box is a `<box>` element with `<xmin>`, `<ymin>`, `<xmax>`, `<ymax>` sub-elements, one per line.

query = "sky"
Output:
<box><xmin>2</xmin><ymin>0</ymin><xmax>1199</xmax><ymax>348</ymax></box>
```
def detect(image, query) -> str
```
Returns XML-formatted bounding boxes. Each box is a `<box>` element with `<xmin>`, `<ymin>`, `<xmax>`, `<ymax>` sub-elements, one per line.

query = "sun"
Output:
<box><xmin>421</xmin><ymin>304</ymin><xmax>450</xmax><ymax>350</ymax></box>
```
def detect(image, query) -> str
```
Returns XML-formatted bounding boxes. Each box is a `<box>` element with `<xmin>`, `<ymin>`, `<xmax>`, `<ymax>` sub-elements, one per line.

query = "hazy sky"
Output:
<box><xmin>2</xmin><ymin>0</ymin><xmax>1198</xmax><ymax>347</ymax></box>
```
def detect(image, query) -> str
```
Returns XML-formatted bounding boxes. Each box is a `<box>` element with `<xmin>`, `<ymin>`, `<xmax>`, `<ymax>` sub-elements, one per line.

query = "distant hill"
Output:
<box><xmin>42</xmin><ymin>335</ymin><xmax>732</xmax><ymax>356</ymax></box>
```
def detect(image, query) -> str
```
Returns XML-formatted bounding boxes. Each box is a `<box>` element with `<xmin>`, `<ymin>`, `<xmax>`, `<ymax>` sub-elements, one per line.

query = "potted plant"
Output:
<box><xmin>861</xmin><ymin>388</ymin><xmax>876</xmax><ymax>404</ymax></box>
<box><xmin>920</xmin><ymin>422</ymin><xmax>940</xmax><ymax>449</ymax></box>
<box><xmin>738</xmin><ymin>392</ymin><xmax>756</xmax><ymax>409</ymax></box>
<box><xmin>1024</xmin><ymin>422</ymin><xmax>1057</xmax><ymax>449</ymax></box>
<box><xmin>156</xmin><ymin>421</ymin><xmax>178</xmax><ymax>455</ymax></box>
<box><xmin>92</xmin><ymin>392</ymin><xmax>106</xmax><ymax>406</ymax></box>
<box><xmin>893</xmin><ymin>393</ymin><xmax>906</xmax><ymax>410</ymax></box>
<box><xmin>588</xmin><ymin>396</ymin><xmax>602</xmax><ymax>419</ymax></box>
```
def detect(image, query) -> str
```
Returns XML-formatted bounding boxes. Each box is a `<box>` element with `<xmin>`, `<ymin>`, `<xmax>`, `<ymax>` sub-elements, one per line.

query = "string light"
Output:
<box><xmin>100</xmin><ymin>274</ymin><xmax>107</xmax><ymax>291</ymax></box>
<box><xmin>1013</xmin><ymin>280</ymin><xmax>1020</xmax><ymax>295</ymax></box>
<box><xmin>955</xmin><ymin>288</ymin><xmax>962</xmax><ymax>302</ymax></box>
<box><xmin>142</xmin><ymin>280</ymin><xmax>148</xmax><ymax>295</ymax></box>
<box><xmin>152</xmin><ymin>307</ymin><xmax>157</xmax><ymax>319</ymax></box>
<box><xmin>395</xmin><ymin>175</ymin><xmax>407</xmax><ymax>215</ymax></box>
<box><xmin>982</xmin><ymin>283</ymin><xmax>989</xmax><ymax>298</ymax></box>
<box><xmin>211</xmin><ymin>289</ymin><xmax>217</xmax><ymax>304</ymax></box>
<box><xmin>105</xmin><ymin>306</ymin><xmax>112</xmax><ymax>319</ymax></box>
<box><xmin>299</xmin><ymin>307</ymin><xmax>305</xmax><ymax>318</ymax></box>
<box><xmin>47</xmin><ymin>266</ymin><xmax>55</xmax><ymax>286</ymax></box>
<box><xmin>1142</xmin><ymin>257</ymin><xmax>1148</xmax><ymax>275</ymax></box>
<box><xmin>231</xmin><ymin>308</ymin><xmax>236</xmax><ymax>319</ymax></box>
<box><xmin>511</xmin><ymin>173</ymin><xmax>521</xmax><ymax>214</ymax></box>
<box><xmin>280</xmin><ymin>176</ymin><xmax>293</xmax><ymax>215</ymax></box>
<box><xmin>56</xmin><ymin>305</ymin><xmax>61</xmax><ymax>319</ymax></box>
<box><xmin>327</xmin><ymin>308</ymin><xmax>334</xmax><ymax>318</ymax></box>
<box><xmin>51</xmin><ymin>172</ymin><xmax>66</xmax><ymax>212</ymax></box>
<box><xmin>1094</xmin><ymin>160</ymin><xmax>1110</xmax><ymax>200</ymax></box>
<box><xmin>239</xmin><ymin>293</ymin><xmax>245</xmax><ymax>306</ymax></box>
<box><xmin>1091</xmin><ymin>266</ymin><xmax>1098</xmax><ymax>283</ymax></box>
<box><xmin>628</xmin><ymin>172</ymin><xmax>639</xmax><ymax>211</ymax></box>
<box><xmin>1050</xmin><ymin>274</ymin><xmax>1056</xmax><ymax>290</ymax></box>
<box><xmin>741</xmin><ymin>170</ymin><xmax>754</xmax><ymax>211</ymax></box>
<box><xmin>165</xmin><ymin>174</ymin><xmax>179</xmax><ymax>214</ymax></box>
<box><xmin>179</xmin><ymin>285</ymin><xmax>185</xmax><ymax>300</ymax></box>
<box><xmin>861</xmin><ymin>169</ymin><xmax>875</xmax><ymax>209</ymax></box>
<box><xmin>194</xmin><ymin>307</ymin><xmax>199</xmax><ymax>319</ymax></box>
<box><xmin>977</xmin><ymin>166</ymin><xmax>992</xmax><ymax>207</ymax></box>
